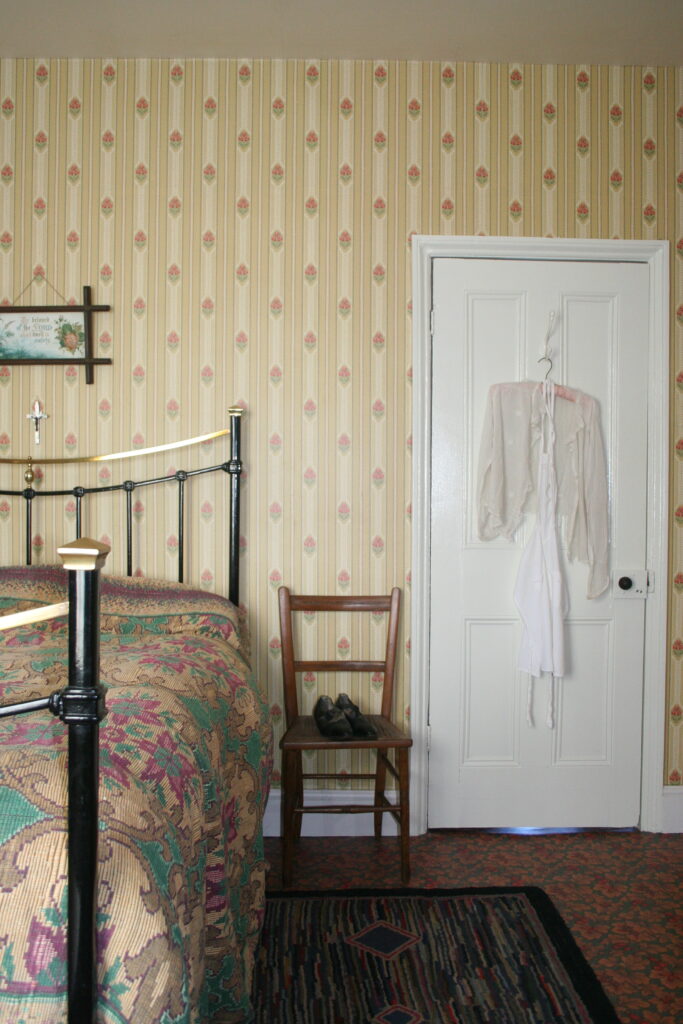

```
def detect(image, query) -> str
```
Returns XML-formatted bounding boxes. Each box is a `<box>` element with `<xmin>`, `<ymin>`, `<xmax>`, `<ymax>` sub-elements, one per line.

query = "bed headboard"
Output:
<box><xmin>0</xmin><ymin>407</ymin><xmax>243</xmax><ymax>606</ymax></box>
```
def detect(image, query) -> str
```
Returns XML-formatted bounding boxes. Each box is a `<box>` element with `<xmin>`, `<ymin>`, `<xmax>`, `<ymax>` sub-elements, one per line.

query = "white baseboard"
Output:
<box><xmin>264</xmin><ymin>787</ymin><xmax>683</xmax><ymax>836</ymax></box>
<box><xmin>659</xmin><ymin>787</ymin><xmax>683</xmax><ymax>832</ymax></box>
<box><xmin>263</xmin><ymin>789</ymin><xmax>399</xmax><ymax>838</ymax></box>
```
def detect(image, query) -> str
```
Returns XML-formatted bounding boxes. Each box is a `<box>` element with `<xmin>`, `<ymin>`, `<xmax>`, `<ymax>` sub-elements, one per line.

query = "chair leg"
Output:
<box><xmin>373</xmin><ymin>751</ymin><xmax>388</xmax><ymax>839</ymax></box>
<box><xmin>397</xmin><ymin>749</ymin><xmax>410</xmax><ymax>886</ymax></box>
<box><xmin>293</xmin><ymin>751</ymin><xmax>303</xmax><ymax>839</ymax></box>
<box><xmin>281</xmin><ymin>748</ymin><xmax>299</xmax><ymax>888</ymax></box>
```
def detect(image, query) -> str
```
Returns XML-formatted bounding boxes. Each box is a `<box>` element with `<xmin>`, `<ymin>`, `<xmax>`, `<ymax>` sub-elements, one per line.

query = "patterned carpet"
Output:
<box><xmin>253</xmin><ymin>887</ymin><xmax>621</xmax><ymax>1023</ymax></box>
<box><xmin>264</xmin><ymin>830</ymin><xmax>683</xmax><ymax>1024</ymax></box>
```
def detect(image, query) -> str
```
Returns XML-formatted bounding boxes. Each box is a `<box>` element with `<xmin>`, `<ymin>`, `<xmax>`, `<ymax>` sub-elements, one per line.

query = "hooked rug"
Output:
<box><xmin>251</xmin><ymin>887</ymin><xmax>621</xmax><ymax>1023</ymax></box>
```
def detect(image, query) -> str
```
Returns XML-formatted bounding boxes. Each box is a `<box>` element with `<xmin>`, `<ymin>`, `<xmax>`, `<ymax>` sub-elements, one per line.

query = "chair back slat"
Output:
<box><xmin>287</xmin><ymin>594</ymin><xmax>393</xmax><ymax>613</ymax></box>
<box><xmin>293</xmin><ymin>659</ymin><xmax>386</xmax><ymax>673</ymax></box>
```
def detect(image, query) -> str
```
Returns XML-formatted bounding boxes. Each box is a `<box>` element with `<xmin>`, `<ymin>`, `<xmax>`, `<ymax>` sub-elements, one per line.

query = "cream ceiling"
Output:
<box><xmin>1</xmin><ymin>0</ymin><xmax>682</xmax><ymax>64</ymax></box>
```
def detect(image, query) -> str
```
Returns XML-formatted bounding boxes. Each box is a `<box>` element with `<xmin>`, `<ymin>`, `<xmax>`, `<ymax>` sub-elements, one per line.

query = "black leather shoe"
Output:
<box><xmin>313</xmin><ymin>695</ymin><xmax>353</xmax><ymax>738</ymax></box>
<box><xmin>336</xmin><ymin>693</ymin><xmax>378</xmax><ymax>739</ymax></box>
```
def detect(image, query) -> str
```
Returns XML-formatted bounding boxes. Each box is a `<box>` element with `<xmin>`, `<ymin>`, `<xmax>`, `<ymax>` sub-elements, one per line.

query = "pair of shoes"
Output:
<box><xmin>313</xmin><ymin>694</ymin><xmax>378</xmax><ymax>740</ymax></box>
<box><xmin>336</xmin><ymin>693</ymin><xmax>378</xmax><ymax>738</ymax></box>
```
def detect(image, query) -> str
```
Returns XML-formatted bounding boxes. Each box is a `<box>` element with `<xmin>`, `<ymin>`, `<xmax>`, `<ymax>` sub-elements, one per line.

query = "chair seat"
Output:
<box><xmin>281</xmin><ymin>714</ymin><xmax>413</xmax><ymax>751</ymax></box>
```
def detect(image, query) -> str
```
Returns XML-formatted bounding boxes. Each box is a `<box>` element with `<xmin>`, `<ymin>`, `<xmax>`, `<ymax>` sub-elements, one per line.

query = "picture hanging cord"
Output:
<box><xmin>11</xmin><ymin>273</ymin><xmax>71</xmax><ymax>306</ymax></box>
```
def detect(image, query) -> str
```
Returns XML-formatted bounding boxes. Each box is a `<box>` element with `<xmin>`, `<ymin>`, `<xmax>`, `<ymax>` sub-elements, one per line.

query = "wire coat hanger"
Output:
<box><xmin>537</xmin><ymin>311</ymin><xmax>557</xmax><ymax>380</ymax></box>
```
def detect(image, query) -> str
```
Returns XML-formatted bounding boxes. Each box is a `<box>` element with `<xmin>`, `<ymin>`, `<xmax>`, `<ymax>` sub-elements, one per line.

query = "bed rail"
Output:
<box><xmin>0</xmin><ymin>407</ymin><xmax>243</xmax><ymax>604</ymax></box>
<box><xmin>0</xmin><ymin>538</ymin><xmax>109</xmax><ymax>1024</ymax></box>
<box><xmin>0</xmin><ymin>599</ymin><xmax>69</xmax><ymax>631</ymax></box>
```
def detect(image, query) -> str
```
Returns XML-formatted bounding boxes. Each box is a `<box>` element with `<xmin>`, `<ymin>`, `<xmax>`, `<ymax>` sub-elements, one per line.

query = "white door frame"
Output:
<box><xmin>411</xmin><ymin>235</ymin><xmax>670</xmax><ymax>834</ymax></box>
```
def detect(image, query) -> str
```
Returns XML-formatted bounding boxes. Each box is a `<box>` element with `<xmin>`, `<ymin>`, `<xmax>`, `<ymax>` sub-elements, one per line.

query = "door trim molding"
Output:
<box><xmin>411</xmin><ymin>235</ymin><xmax>670</xmax><ymax>834</ymax></box>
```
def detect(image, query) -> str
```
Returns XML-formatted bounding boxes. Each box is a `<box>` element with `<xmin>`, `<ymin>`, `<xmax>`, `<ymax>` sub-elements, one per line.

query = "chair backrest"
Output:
<box><xmin>278</xmin><ymin>587</ymin><xmax>401</xmax><ymax>728</ymax></box>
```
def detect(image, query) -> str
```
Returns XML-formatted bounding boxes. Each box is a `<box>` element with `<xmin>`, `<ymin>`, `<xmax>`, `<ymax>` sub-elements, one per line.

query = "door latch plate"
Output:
<box><xmin>613</xmin><ymin>570</ymin><xmax>648</xmax><ymax>598</ymax></box>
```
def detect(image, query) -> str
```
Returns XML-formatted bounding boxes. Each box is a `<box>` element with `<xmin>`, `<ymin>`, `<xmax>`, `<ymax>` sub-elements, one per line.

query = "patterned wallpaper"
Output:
<box><xmin>0</xmin><ymin>59</ymin><xmax>681</xmax><ymax>787</ymax></box>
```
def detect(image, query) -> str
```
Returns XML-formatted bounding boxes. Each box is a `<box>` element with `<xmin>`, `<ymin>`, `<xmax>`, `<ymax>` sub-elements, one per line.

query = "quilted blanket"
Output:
<box><xmin>0</xmin><ymin>567</ymin><xmax>272</xmax><ymax>1023</ymax></box>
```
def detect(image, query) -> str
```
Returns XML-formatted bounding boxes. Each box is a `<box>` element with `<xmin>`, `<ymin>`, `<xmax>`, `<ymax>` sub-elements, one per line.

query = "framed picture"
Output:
<box><xmin>0</xmin><ymin>308</ymin><xmax>88</xmax><ymax>360</ymax></box>
<box><xmin>0</xmin><ymin>287</ymin><xmax>111</xmax><ymax>383</ymax></box>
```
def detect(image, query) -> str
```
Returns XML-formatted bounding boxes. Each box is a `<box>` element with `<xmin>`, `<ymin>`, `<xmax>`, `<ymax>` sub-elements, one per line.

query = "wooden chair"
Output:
<box><xmin>278</xmin><ymin>586</ymin><xmax>412</xmax><ymax>887</ymax></box>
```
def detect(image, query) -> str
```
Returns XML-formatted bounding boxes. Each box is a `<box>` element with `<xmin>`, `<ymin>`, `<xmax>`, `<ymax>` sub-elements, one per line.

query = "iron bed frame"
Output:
<box><xmin>0</xmin><ymin>408</ymin><xmax>244</xmax><ymax>1023</ymax></box>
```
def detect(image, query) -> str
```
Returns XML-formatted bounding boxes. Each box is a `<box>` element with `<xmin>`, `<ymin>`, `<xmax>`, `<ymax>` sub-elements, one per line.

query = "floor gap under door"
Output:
<box><xmin>429</xmin><ymin>826</ymin><xmax>640</xmax><ymax>836</ymax></box>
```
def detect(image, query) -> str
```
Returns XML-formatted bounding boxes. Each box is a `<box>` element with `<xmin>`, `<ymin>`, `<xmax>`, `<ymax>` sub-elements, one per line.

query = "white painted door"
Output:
<box><xmin>428</xmin><ymin>256</ymin><xmax>650</xmax><ymax>828</ymax></box>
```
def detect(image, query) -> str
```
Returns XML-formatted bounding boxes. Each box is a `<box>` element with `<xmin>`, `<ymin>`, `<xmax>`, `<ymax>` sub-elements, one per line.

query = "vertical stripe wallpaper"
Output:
<box><xmin>0</xmin><ymin>58</ymin><xmax>681</xmax><ymax>787</ymax></box>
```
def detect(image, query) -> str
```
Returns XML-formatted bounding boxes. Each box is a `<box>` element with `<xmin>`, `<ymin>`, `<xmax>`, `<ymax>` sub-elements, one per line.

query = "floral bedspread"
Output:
<box><xmin>0</xmin><ymin>566</ymin><xmax>272</xmax><ymax>1023</ymax></box>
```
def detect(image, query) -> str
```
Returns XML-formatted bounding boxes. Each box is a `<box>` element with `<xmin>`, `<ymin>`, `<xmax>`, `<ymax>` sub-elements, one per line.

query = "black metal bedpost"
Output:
<box><xmin>57</xmin><ymin>538</ymin><xmax>110</xmax><ymax>1024</ymax></box>
<box><xmin>176</xmin><ymin>470</ymin><xmax>187</xmax><ymax>584</ymax></box>
<box><xmin>22</xmin><ymin>467</ymin><xmax>36</xmax><ymax>565</ymax></box>
<box><xmin>227</xmin><ymin>408</ymin><xmax>243</xmax><ymax>607</ymax></box>
<box><xmin>123</xmin><ymin>481</ymin><xmax>135</xmax><ymax>577</ymax></box>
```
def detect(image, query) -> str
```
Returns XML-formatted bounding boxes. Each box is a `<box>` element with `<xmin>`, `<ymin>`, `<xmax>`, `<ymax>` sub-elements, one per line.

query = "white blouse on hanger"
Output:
<box><xmin>477</xmin><ymin>381</ymin><xmax>609</xmax><ymax>599</ymax></box>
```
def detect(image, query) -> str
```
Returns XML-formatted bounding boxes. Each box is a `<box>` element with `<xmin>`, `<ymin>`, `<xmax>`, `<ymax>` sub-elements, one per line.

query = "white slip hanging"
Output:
<box><xmin>512</xmin><ymin>378</ymin><xmax>568</xmax><ymax>727</ymax></box>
